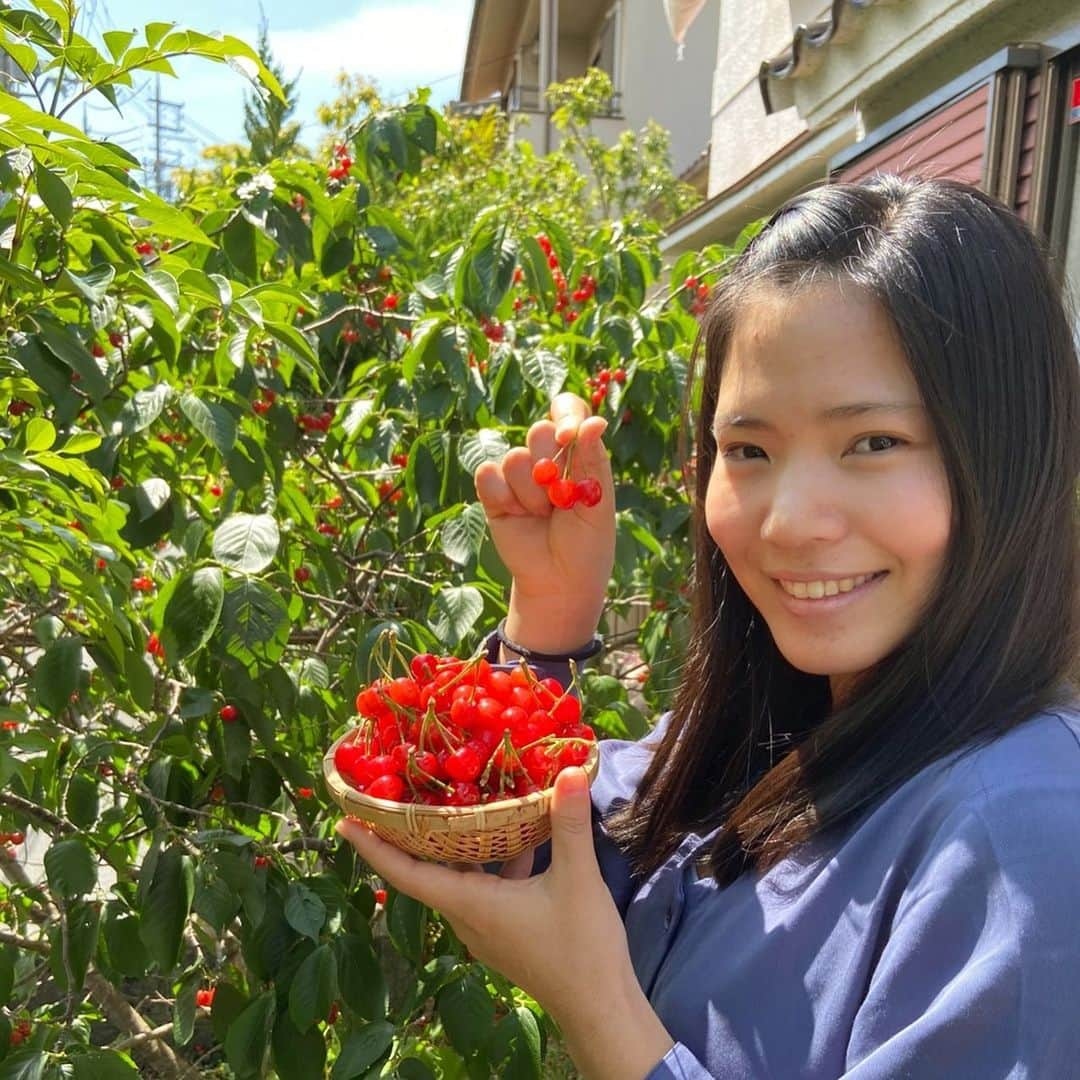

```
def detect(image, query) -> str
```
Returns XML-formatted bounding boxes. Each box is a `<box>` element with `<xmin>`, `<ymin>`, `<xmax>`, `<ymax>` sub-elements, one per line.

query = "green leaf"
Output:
<box><xmin>429</xmin><ymin>585</ymin><xmax>483</xmax><ymax>647</ymax></box>
<box><xmin>22</xmin><ymin>417</ymin><xmax>55</xmax><ymax>452</ymax></box>
<box><xmin>210</xmin><ymin>982</ymin><xmax>248</xmax><ymax>1044</ymax></box>
<box><xmin>273</xmin><ymin>1008</ymin><xmax>327</xmax><ymax>1080</ymax></box>
<box><xmin>284</xmin><ymin>881</ymin><xmax>326</xmax><ymax>941</ymax></box>
<box><xmin>34</xmin><ymin>160</ymin><xmax>71</xmax><ymax>227</ymax></box>
<box><xmin>70</xmin><ymin>1049</ymin><xmax>139</xmax><ymax>1079</ymax></box>
<box><xmin>288</xmin><ymin>942</ymin><xmax>337</xmax><ymax>1032</ymax></box>
<box><xmin>520</xmin><ymin>348</ymin><xmax>568</xmax><ymax>401</ymax></box>
<box><xmin>212</xmin><ymin>512</ymin><xmax>280</xmax><ymax>574</ymax></box>
<box><xmin>331</xmin><ymin>1022</ymin><xmax>395</xmax><ymax>1080</ymax></box>
<box><xmin>59</xmin><ymin>431</ymin><xmax>101</xmax><ymax>455</ymax></box>
<box><xmin>0</xmin><ymin>1051</ymin><xmax>46</xmax><ymax>1080</ymax></box>
<box><xmin>437</xmin><ymin>973</ymin><xmax>496</xmax><ymax>1059</ymax></box>
<box><xmin>32</xmin><ymin>635</ymin><xmax>83</xmax><ymax>715</ymax></box>
<box><xmin>102</xmin><ymin>902</ymin><xmax>149</xmax><ymax>978</ymax></box>
<box><xmin>221</xmin><ymin>577</ymin><xmax>289</xmax><ymax>667</ymax></box>
<box><xmin>457</xmin><ymin>429</ymin><xmax>509</xmax><ymax>475</ymax></box>
<box><xmin>47</xmin><ymin>899</ymin><xmax>99</xmax><ymax>992</ymax></box>
<box><xmin>484</xmin><ymin>1006</ymin><xmax>542</xmax><ymax>1079</ymax></box>
<box><xmin>179</xmin><ymin>391</ymin><xmax>237</xmax><ymax>455</ymax></box>
<box><xmin>224</xmin><ymin>990</ymin><xmax>274</xmax><ymax>1080</ymax></box>
<box><xmin>66</xmin><ymin>772</ymin><xmax>99</xmax><ymax>828</ymax></box>
<box><xmin>334</xmin><ymin>933</ymin><xmax>387</xmax><ymax>1020</ymax></box>
<box><xmin>160</xmin><ymin>567</ymin><xmax>224</xmax><ymax>661</ymax></box>
<box><xmin>386</xmin><ymin>891</ymin><xmax>426</xmax><ymax>964</ymax></box>
<box><xmin>439</xmin><ymin>502</ymin><xmax>487</xmax><ymax>566</ymax></box>
<box><xmin>110</xmin><ymin>383</ymin><xmax>171</xmax><ymax>436</ymax></box>
<box><xmin>59</xmin><ymin>264</ymin><xmax>115</xmax><ymax>304</ymax></box>
<box><xmin>172</xmin><ymin>969</ymin><xmax>199</xmax><ymax>1047</ymax></box>
<box><xmin>37</xmin><ymin>319</ymin><xmax>110</xmax><ymax>402</ymax></box>
<box><xmin>44</xmin><ymin>837</ymin><xmax>95</xmax><ymax>898</ymax></box>
<box><xmin>0</xmin><ymin>946</ymin><xmax>14</xmax><ymax>1007</ymax></box>
<box><xmin>102</xmin><ymin>28</ymin><xmax>136</xmax><ymax>60</ymax></box>
<box><xmin>138</xmin><ymin>845</ymin><xmax>194</xmax><ymax>970</ymax></box>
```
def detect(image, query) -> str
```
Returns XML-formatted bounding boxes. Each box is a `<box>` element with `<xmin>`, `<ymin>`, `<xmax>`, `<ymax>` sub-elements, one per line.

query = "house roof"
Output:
<box><xmin>460</xmin><ymin>0</ymin><xmax>529</xmax><ymax>103</ymax></box>
<box><xmin>758</xmin><ymin>0</ymin><xmax>885</xmax><ymax>115</ymax></box>
<box><xmin>459</xmin><ymin>0</ymin><xmax>614</xmax><ymax>103</ymax></box>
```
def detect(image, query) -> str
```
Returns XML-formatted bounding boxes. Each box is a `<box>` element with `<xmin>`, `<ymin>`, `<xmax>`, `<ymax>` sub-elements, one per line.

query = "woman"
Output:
<box><xmin>339</xmin><ymin>176</ymin><xmax>1080</xmax><ymax>1078</ymax></box>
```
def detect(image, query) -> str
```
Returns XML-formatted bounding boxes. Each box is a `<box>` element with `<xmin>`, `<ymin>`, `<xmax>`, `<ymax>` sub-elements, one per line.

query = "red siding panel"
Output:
<box><xmin>836</xmin><ymin>82</ymin><xmax>990</xmax><ymax>187</ymax></box>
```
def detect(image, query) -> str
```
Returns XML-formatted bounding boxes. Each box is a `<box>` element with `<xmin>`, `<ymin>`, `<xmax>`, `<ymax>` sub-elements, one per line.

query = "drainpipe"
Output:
<box><xmin>539</xmin><ymin>0</ymin><xmax>558</xmax><ymax>153</ymax></box>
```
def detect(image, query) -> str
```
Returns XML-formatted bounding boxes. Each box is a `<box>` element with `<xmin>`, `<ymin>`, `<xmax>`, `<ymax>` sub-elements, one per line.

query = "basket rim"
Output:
<box><xmin>322</xmin><ymin>726</ymin><xmax>600</xmax><ymax>819</ymax></box>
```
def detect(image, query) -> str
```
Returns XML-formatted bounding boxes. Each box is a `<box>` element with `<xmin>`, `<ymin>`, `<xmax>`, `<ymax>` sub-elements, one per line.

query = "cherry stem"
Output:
<box><xmin>418</xmin><ymin>700</ymin><xmax>465</xmax><ymax>754</ymax></box>
<box><xmin>404</xmin><ymin>746</ymin><xmax>453</xmax><ymax>795</ymax></box>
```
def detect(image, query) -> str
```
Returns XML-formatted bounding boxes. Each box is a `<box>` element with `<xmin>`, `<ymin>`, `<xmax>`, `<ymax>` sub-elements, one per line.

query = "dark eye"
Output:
<box><xmin>852</xmin><ymin>435</ymin><xmax>904</xmax><ymax>454</ymax></box>
<box><xmin>723</xmin><ymin>444</ymin><xmax>768</xmax><ymax>461</ymax></box>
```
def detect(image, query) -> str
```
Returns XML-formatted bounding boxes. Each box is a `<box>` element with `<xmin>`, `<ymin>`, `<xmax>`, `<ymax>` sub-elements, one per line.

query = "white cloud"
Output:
<box><xmin>269</xmin><ymin>1</ymin><xmax>471</xmax><ymax>96</ymax></box>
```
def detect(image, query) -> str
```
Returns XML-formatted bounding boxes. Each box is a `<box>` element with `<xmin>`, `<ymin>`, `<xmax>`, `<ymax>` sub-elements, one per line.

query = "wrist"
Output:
<box><xmin>555</xmin><ymin>973</ymin><xmax>674</xmax><ymax>1080</ymax></box>
<box><xmin>505</xmin><ymin>584</ymin><xmax>604</xmax><ymax>656</ymax></box>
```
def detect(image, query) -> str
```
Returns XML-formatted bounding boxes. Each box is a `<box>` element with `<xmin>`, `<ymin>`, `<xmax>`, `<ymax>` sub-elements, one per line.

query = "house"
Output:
<box><xmin>455</xmin><ymin>0</ymin><xmax>721</xmax><ymax>193</ymax></box>
<box><xmin>661</xmin><ymin>0</ymin><xmax>1080</xmax><ymax>300</ymax></box>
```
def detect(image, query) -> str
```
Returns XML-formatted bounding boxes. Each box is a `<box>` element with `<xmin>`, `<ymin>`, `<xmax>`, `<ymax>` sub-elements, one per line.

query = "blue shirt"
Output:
<box><xmin>530</xmin><ymin>697</ymin><xmax>1080</xmax><ymax>1078</ymax></box>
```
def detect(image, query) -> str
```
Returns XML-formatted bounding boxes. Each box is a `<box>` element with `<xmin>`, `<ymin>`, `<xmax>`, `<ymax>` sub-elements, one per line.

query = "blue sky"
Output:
<box><xmin>75</xmin><ymin>0</ymin><xmax>474</xmax><ymax>174</ymax></box>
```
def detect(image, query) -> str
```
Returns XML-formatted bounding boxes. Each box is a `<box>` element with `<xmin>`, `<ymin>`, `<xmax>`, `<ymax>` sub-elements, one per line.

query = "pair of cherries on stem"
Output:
<box><xmin>531</xmin><ymin>441</ymin><xmax>602</xmax><ymax>510</ymax></box>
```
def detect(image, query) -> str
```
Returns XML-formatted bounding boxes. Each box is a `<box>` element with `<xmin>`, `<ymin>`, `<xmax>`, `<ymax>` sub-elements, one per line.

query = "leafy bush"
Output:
<box><xmin>0</xmin><ymin>2</ymin><xmax>752</xmax><ymax>1075</ymax></box>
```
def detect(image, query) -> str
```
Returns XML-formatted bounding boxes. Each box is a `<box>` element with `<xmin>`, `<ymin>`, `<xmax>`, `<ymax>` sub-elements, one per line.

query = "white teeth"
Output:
<box><xmin>780</xmin><ymin>573</ymin><xmax>878</xmax><ymax>599</ymax></box>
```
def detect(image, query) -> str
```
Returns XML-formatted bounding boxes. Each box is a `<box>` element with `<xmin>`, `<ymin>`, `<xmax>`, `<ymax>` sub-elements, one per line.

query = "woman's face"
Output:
<box><xmin>704</xmin><ymin>282</ymin><xmax>951</xmax><ymax>702</ymax></box>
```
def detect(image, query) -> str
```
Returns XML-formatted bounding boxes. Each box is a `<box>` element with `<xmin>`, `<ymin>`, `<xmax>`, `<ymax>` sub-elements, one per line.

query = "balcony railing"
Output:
<box><xmin>449</xmin><ymin>85</ymin><xmax>624</xmax><ymax>119</ymax></box>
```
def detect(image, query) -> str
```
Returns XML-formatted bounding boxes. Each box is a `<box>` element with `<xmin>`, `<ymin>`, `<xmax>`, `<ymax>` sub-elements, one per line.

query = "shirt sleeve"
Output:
<box><xmin>843</xmin><ymin>779</ymin><xmax>1080</xmax><ymax>1078</ymax></box>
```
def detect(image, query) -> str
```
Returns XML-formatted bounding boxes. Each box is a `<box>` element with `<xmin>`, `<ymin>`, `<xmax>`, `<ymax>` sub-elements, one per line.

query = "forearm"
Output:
<box><xmin>554</xmin><ymin>974</ymin><xmax>675</xmax><ymax>1080</ymax></box>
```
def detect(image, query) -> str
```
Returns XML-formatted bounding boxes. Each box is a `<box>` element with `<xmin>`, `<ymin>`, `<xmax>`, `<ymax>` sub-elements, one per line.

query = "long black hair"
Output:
<box><xmin>606</xmin><ymin>175</ymin><xmax>1080</xmax><ymax>886</ymax></box>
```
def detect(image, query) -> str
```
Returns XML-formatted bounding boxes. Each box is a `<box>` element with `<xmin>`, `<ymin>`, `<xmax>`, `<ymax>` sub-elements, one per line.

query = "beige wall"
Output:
<box><xmin>708</xmin><ymin>0</ymin><xmax>807</xmax><ymax>197</ymax></box>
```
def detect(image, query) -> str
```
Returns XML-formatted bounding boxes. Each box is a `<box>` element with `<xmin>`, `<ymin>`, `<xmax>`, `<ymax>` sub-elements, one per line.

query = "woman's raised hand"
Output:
<box><xmin>474</xmin><ymin>392</ymin><xmax>616</xmax><ymax>654</ymax></box>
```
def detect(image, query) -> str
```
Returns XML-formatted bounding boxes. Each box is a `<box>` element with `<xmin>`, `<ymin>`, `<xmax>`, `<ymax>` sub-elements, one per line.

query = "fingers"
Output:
<box><xmin>336</xmin><ymin>818</ymin><xmax>488</xmax><ymax>916</ymax></box>
<box><xmin>476</xmin><ymin>393</ymin><xmax>610</xmax><ymax>520</ymax></box>
<box><xmin>499</xmin><ymin>847</ymin><xmax>536</xmax><ymax>880</ymax></box>
<box><xmin>475</xmin><ymin>457</ymin><xmax>532</xmax><ymax>519</ymax></box>
<box><xmin>551</xmin><ymin>392</ymin><xmax>591</xmax><ymax>445</ymax></box>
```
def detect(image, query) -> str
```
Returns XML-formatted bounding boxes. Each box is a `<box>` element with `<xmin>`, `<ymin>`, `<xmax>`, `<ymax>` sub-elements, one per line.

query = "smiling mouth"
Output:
<box><xmin>776</xmin><ymin>571</ymin><xmax>888</xmax><ymax>600</ymax></box>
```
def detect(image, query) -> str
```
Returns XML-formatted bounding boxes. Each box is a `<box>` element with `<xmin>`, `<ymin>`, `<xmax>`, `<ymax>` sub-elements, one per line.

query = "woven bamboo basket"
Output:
<box><xmin>322</xmin><ymin>729</ymin><xmax>601</xmax><ymax>863</ymax></box>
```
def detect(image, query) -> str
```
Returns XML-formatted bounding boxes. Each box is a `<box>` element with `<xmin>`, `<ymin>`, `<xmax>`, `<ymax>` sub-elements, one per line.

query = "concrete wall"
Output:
<box><xmin>708</xmin><ymin>0</ymin><xmax>808</xmax><ymax>197</ymax></box>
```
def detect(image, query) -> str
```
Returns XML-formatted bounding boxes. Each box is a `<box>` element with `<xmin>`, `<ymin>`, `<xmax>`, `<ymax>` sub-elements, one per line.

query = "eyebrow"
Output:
<box><xmin>712</xmin><ymin>402</ymin><xmax>924</xmax><ymax>433</ymax></box>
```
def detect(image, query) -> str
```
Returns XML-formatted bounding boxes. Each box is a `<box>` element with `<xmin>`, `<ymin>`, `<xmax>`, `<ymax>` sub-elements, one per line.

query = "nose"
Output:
<box><xmin>759</xmin><ymin>462</ymin><xmax>848</xmax><ymax>547</ymax></box>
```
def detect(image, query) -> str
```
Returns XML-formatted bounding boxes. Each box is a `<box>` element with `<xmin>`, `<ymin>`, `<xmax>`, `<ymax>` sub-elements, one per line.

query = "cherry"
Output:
<box><xmin>91</xmin><ymin>342</ymin><xmax>106</xmax><ymax>358</ymax></box>
<box><xmin>294</xmin><ymin>567</ymin><xmax>311</xmax><ymax>583</ymax></box>
<box><xmin>254</xmin><ymin>855</ymin><xmax>269</xmax><ymax>868</ymax></box>
<box><xmin>367</xmin><ymin>774</ymin><xmax>405</xmax><ymax>801</ymax></box>
<box><xmin>575</xmin><ymin>477</ymin><xmax>602</xmax><ymax>508</ymax></box>
<box><xmin>373</xmin><ymin>888</ymin><xmax>387</xmax><ymax>905</ymax></box>
<box><xmin>209</xmin><ymin>484</ymin><xmax>222</xmax><ymax>497</ymax></box>
<box><xmin>219</xmin><ymin>705</ymin><xmax>238</xmax><ymax>723</ymax></box>
<box><xmin>444</xmin><ymin>742</ymin><xmax>485</xmax><ymax>783</ymax></box>
<box><xmin>195</xmin><ymin>988</ymin><xmax>215</xmax><ymax>1008</ymax></box>
<box><xmin>547</xmin><ymin>477</ymin><xmax>578</xmax><ymax>509</ymax></box>
<box><xmin>381</xmin><ymin>293</ymin><xmax>399</xmax><ymax>311</ymax></box>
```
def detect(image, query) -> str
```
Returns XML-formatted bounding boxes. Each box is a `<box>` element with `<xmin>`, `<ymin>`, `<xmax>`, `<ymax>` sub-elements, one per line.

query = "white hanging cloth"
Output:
<box><xmin>663</xmin><ymin>0</ymin><xmax>708</xmax><ymax>60</ymax></box>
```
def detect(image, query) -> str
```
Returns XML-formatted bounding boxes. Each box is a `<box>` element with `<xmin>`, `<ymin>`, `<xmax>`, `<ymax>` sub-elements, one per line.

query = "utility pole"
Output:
<box><xmin>145</xmin><ymin>73</ymin><xmax>191</xmax><ymax>201</ymax></box>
